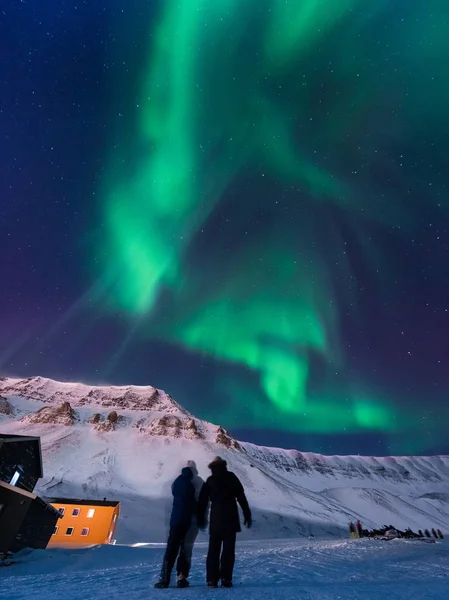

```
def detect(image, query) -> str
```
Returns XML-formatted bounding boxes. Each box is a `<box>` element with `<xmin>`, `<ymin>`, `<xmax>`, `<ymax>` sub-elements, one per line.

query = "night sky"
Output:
<box><xmin>1</xmin><ymin>1</ymin><xmax>449</xmax><ymax>456</ymax></box>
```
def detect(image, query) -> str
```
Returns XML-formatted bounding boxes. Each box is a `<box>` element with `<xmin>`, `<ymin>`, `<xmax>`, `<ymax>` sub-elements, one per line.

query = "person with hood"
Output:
<box><xmin>175</xmin><ymin>460</ymin><xmax>205</xmax><ymax>586</ymax></box>
<box><xmin>198</xmin><ymin>456</ymin><xmax>252</xmax><ymax>588</ymax></box>
<box><xmin>154</xmin><ymin>464</ymin><xmax>196</xmax><ymax>588</ymax></box>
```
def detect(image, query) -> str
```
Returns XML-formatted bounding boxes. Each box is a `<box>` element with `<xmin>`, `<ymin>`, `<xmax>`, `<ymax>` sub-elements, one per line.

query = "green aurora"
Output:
<box><xmin>96</xmin><ymin>0</ymin><xmax>449</xmax><ymax>445</ymax></box>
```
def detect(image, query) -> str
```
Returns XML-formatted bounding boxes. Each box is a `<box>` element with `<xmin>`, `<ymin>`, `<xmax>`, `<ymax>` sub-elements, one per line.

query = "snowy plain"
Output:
<box><xmin>1</xmin><ymin>538</ymin><xmax>448</xmax><ymax>600</ymax></box>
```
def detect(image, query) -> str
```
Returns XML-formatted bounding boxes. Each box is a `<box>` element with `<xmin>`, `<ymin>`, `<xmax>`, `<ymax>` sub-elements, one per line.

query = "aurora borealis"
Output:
<box><xmin>1</xmin><ymin>1</ymin><xmax>449</xmax><ymax>454</ymax></box>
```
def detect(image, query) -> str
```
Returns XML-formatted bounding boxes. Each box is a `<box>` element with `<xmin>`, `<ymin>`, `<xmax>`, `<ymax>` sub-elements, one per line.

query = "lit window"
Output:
<box><xmin>72</xmin><ymin>508</ymin><xmax>80</xmax><ymax>517</ymax></box>
<box><xmin>53</xmin><ymin>526</ymin><xmax>58</xmax><ymax>535</ymax></box>
<box><xmin>10</xmin><ymin>469</ymin><xmax>22</xmax><ymax>486</ymax></box>
<box><xmin>81</xmin><ymin>528</ymin><xmax>89</xmax><ymax>536</ymax></box>
<box><xmin>87</xmin><ymin>509</ymin><xmax>95</xmax><ymax>518</ymax></box>
<box><xmin>59</xmin><ymin>508</ymin><xmax>65</xmax><ymax>516</ymax></box>
<box><xmin>65</xmin><ymin>527</ymin><xmax>74</xmax><ymax>536</ymax></box>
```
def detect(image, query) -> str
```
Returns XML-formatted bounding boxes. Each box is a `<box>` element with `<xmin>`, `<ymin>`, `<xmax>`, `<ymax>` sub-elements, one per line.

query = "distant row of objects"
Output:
<box><xmin>349</xmin><ymin>520</ymin><xmax>444</xmax><ymax>541</ymax></box>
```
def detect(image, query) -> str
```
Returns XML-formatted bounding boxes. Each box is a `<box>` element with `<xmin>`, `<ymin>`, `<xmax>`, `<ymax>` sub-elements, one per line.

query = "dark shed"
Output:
<box><xmin>0</xmin><ymin>481</ymin><xmax>60</xmax><ymax>553</ymax></box>
<box><xmin>0</xmin><ymin>434</ymin><xmax>43</xmax><ymax>492</ymax></box>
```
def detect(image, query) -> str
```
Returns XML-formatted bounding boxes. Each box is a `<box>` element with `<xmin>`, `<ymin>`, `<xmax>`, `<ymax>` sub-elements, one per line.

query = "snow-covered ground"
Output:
<box><xmin>2</xmin><ymin>538</ymin><xmax>448</xmax><ymax>600</ymax></box>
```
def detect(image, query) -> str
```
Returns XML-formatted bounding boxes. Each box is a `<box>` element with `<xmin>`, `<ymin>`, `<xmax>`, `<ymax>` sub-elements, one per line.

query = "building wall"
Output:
<box><xmin>0</xmin><ymin>439</ymin><xmax>41</xmax><ymax>492</ymax></box>
<box><xmin>0</xmin><ymin>485</ymin><xmax>30</xmax><ymax>552</ymax></box>
<box><xmin>11</xmin><ymin>498</ymin><xmax>60</xmax><ymax>553</ymax></box>
<box><xmin>47</xmin><ymin>502</ymin><xmax>120</xmax><ymax>547</ymax></box>
<box><xmin>0</xmin><ymin>484</ymin><xmax>59</xmax><ymax>553</ymax></box>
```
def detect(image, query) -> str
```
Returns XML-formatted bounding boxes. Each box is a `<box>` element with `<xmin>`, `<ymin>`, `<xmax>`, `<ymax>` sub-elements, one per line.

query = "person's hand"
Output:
<box><xmin>244</xmin><ymin>516</ymin><xmax>252</xmax><ymax>529</ymax></box>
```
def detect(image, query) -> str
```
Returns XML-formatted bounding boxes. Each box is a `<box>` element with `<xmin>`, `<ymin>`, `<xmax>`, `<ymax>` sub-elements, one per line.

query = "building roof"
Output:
<box><xmin>0</xmin><ymin>479</ymin><xmax>36</xmax><ymax>500</ymax></box>
<box><xmin>0</xmin><ymin>434</ymin><xmax>44</xmax><ymax>478</ymax></box>
<box><xmin>0</xmin><ymin>481</ymin><xmax>61</xmax><ymax>516</ymax></box>
<box><xmin>0</xmin><ymin>434</ymin><xmax>41</xmax><ymax>442</ymax></box>
<box><xmin>47</xmin><ymin>498</ymin><xmax>120</xmax><ymax>508</ymax></box>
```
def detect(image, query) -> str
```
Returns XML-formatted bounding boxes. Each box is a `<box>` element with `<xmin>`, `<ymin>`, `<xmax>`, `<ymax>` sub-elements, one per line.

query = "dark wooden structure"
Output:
<box><xmin>0</xmin><ymin>481</ymin><xmax>60</xmax><ymax>553</ymax></box>
<box><xmin>0</xmin><ymin>434</ymin><xmax>43</xmax><ymax>492</ymax></box>
<box><xmin>0</xmin><ymin>433</ymin><xmax>60</xmax><ymax>554</ymax></box>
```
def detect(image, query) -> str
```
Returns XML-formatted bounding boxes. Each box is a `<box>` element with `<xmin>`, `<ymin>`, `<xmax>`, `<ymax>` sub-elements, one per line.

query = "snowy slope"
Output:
<box><xmin>1</xmin><ymin>376</ymin><xmax>449</xmax><ymax>543</ymax></box>
<box><xmin>1</xmin><ymin>538</ymin><xmax>448</xmax><ymax>600</ymax></box>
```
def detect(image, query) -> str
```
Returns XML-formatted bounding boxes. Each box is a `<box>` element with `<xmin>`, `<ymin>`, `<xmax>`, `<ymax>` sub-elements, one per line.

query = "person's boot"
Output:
<box><xmin>177</xmin><ymin>575</ymin><xmax>190</xmax><ymax>588</ymax></box>
<box><xmin>155</xmin><ymin>559</ymin><xmax>170</xmax><ymax>588</ymax></box>
<box><xmin>207</xmin><ymin>581</ymin><xmax>218</xmax><ymax>588</ymax></box>
<box><xmin>221</xmin><ymin>580</ymin><xmax>233</xmax><ymax>588</ymax></box>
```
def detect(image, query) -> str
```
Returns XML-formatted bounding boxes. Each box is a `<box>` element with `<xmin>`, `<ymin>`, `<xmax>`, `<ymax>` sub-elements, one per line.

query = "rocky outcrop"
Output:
<box><xmin>309</xmin><ymin>455</ymin><xmax>334</xmax><ymax>476</ymax></box>
<box><xmin>88</xmin><ymin>413</ymin><xmax>102</xmax><ymax>424</ymax></box>
<box><xmin>147</xmin><ymin>415</ymin><xmax>183</xmax><ymax>437</ymax></box>
<box><xmin>215</xmin><ymin>426</ymin><xmax>241</xmax><ymax>450</ymax></box>
<box><xmin>24</xmin><ymin>401</ymin><xmax>77</xmax><ymax>426</ymax></box>
<box><xmin>108</xmin><ymin>411</ymin><xmax>119</xmax><ymax>423</ymax></box>
<box><xmin>138</xmin><ymin>415</ymin><xmax>204</xmax><ymax>440</ymax></box>
<box><xmin>0</xmin><ymin>395</ymin><xmax>13</xmax><ymax>415</ymax></box>
<box><xmin>80</xmin><ymin>388</ymin><xmax>162</xmax><ymax>410</ymax></box>
<box><xmin>133</xmin><ymin>417</ymin><xmax>147</xmax><ymax>432</ymax></box>
<box><xmin>94</xmin><ymin>411</ymin><xmax>127</xmax><ymax>432</ymax></box>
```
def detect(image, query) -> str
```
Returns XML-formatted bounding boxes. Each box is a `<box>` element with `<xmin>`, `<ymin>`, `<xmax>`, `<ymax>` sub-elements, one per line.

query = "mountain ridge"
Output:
<box><xmin>1</xmin><ymin>375</ymin><xmax>448</xmax><ymax>542</ymax></box>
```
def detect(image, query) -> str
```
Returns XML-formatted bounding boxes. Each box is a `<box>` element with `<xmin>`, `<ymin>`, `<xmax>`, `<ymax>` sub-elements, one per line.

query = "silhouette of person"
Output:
<box><xmin>175</xmin><ymin>461</ymin><xmax>205</xmax><ymax>585</ymax></box>
<box><xmin>198</xmin><ymin>456</ymin><xmax>251</xmax><ymax>588</ymax></box>
<box><xmin>154</xmin><ymin>466</ymin><xmax>195</xmax><ymax>588</ymax></box>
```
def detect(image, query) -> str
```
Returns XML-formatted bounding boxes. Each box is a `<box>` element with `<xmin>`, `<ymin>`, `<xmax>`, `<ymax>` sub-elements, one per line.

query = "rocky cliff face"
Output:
<box><xmin>0</xmin><ymin>395</ymin><xmax>13</xmax><ymax>415</ymax></box>
<box><xmin>216</xmin><ymin>426</ymin><xmax>241</xmax><ymax>450</ymax></box>
<box><xmin>0</xmin><ymin>376</ymin><xmax>185</xmax><ymax>414</ymax></box>
<box><xmin>0</xmin><ymin>376</ymin><xmax>242</xmax><ymax>447</ymax></box>
<box><xmin>22</xmin><ymin>401</ymin><xmax>78</xmax><ymax>426</ymax></box>
<box><xmin>133</xmin><ymin>415</ymin><xmax>205</xmax><ymax>440</ymax></box>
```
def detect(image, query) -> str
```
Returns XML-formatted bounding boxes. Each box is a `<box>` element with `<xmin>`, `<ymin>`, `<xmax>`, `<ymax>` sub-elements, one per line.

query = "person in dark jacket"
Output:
<box><xmin>176</xmin><ymin>461</ymin><xmax>205</xmax><ymax>585</ymax></box>
<box><xmin>154</xmin><ymin>467</ymin><xmax>195</xmax><ymax>588</ymax></box>
<box><xmin>197</xmin><ymin>456</ymin><xmax>252</xmax><ymax>588</ymax></box>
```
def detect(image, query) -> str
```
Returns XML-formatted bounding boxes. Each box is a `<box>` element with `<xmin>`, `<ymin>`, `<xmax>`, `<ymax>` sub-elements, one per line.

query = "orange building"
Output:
<box><xmin>46</xmin><ymin>498</ymin><xmax>120</xmax><ymax>547</ymax></box>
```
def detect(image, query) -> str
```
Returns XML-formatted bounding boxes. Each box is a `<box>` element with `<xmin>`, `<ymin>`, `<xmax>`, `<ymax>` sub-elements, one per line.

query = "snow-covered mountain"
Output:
<box><xmin>1</xmin><ymin>375</ymin><xmax>449</xmax><ymax>543</ymax></box>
